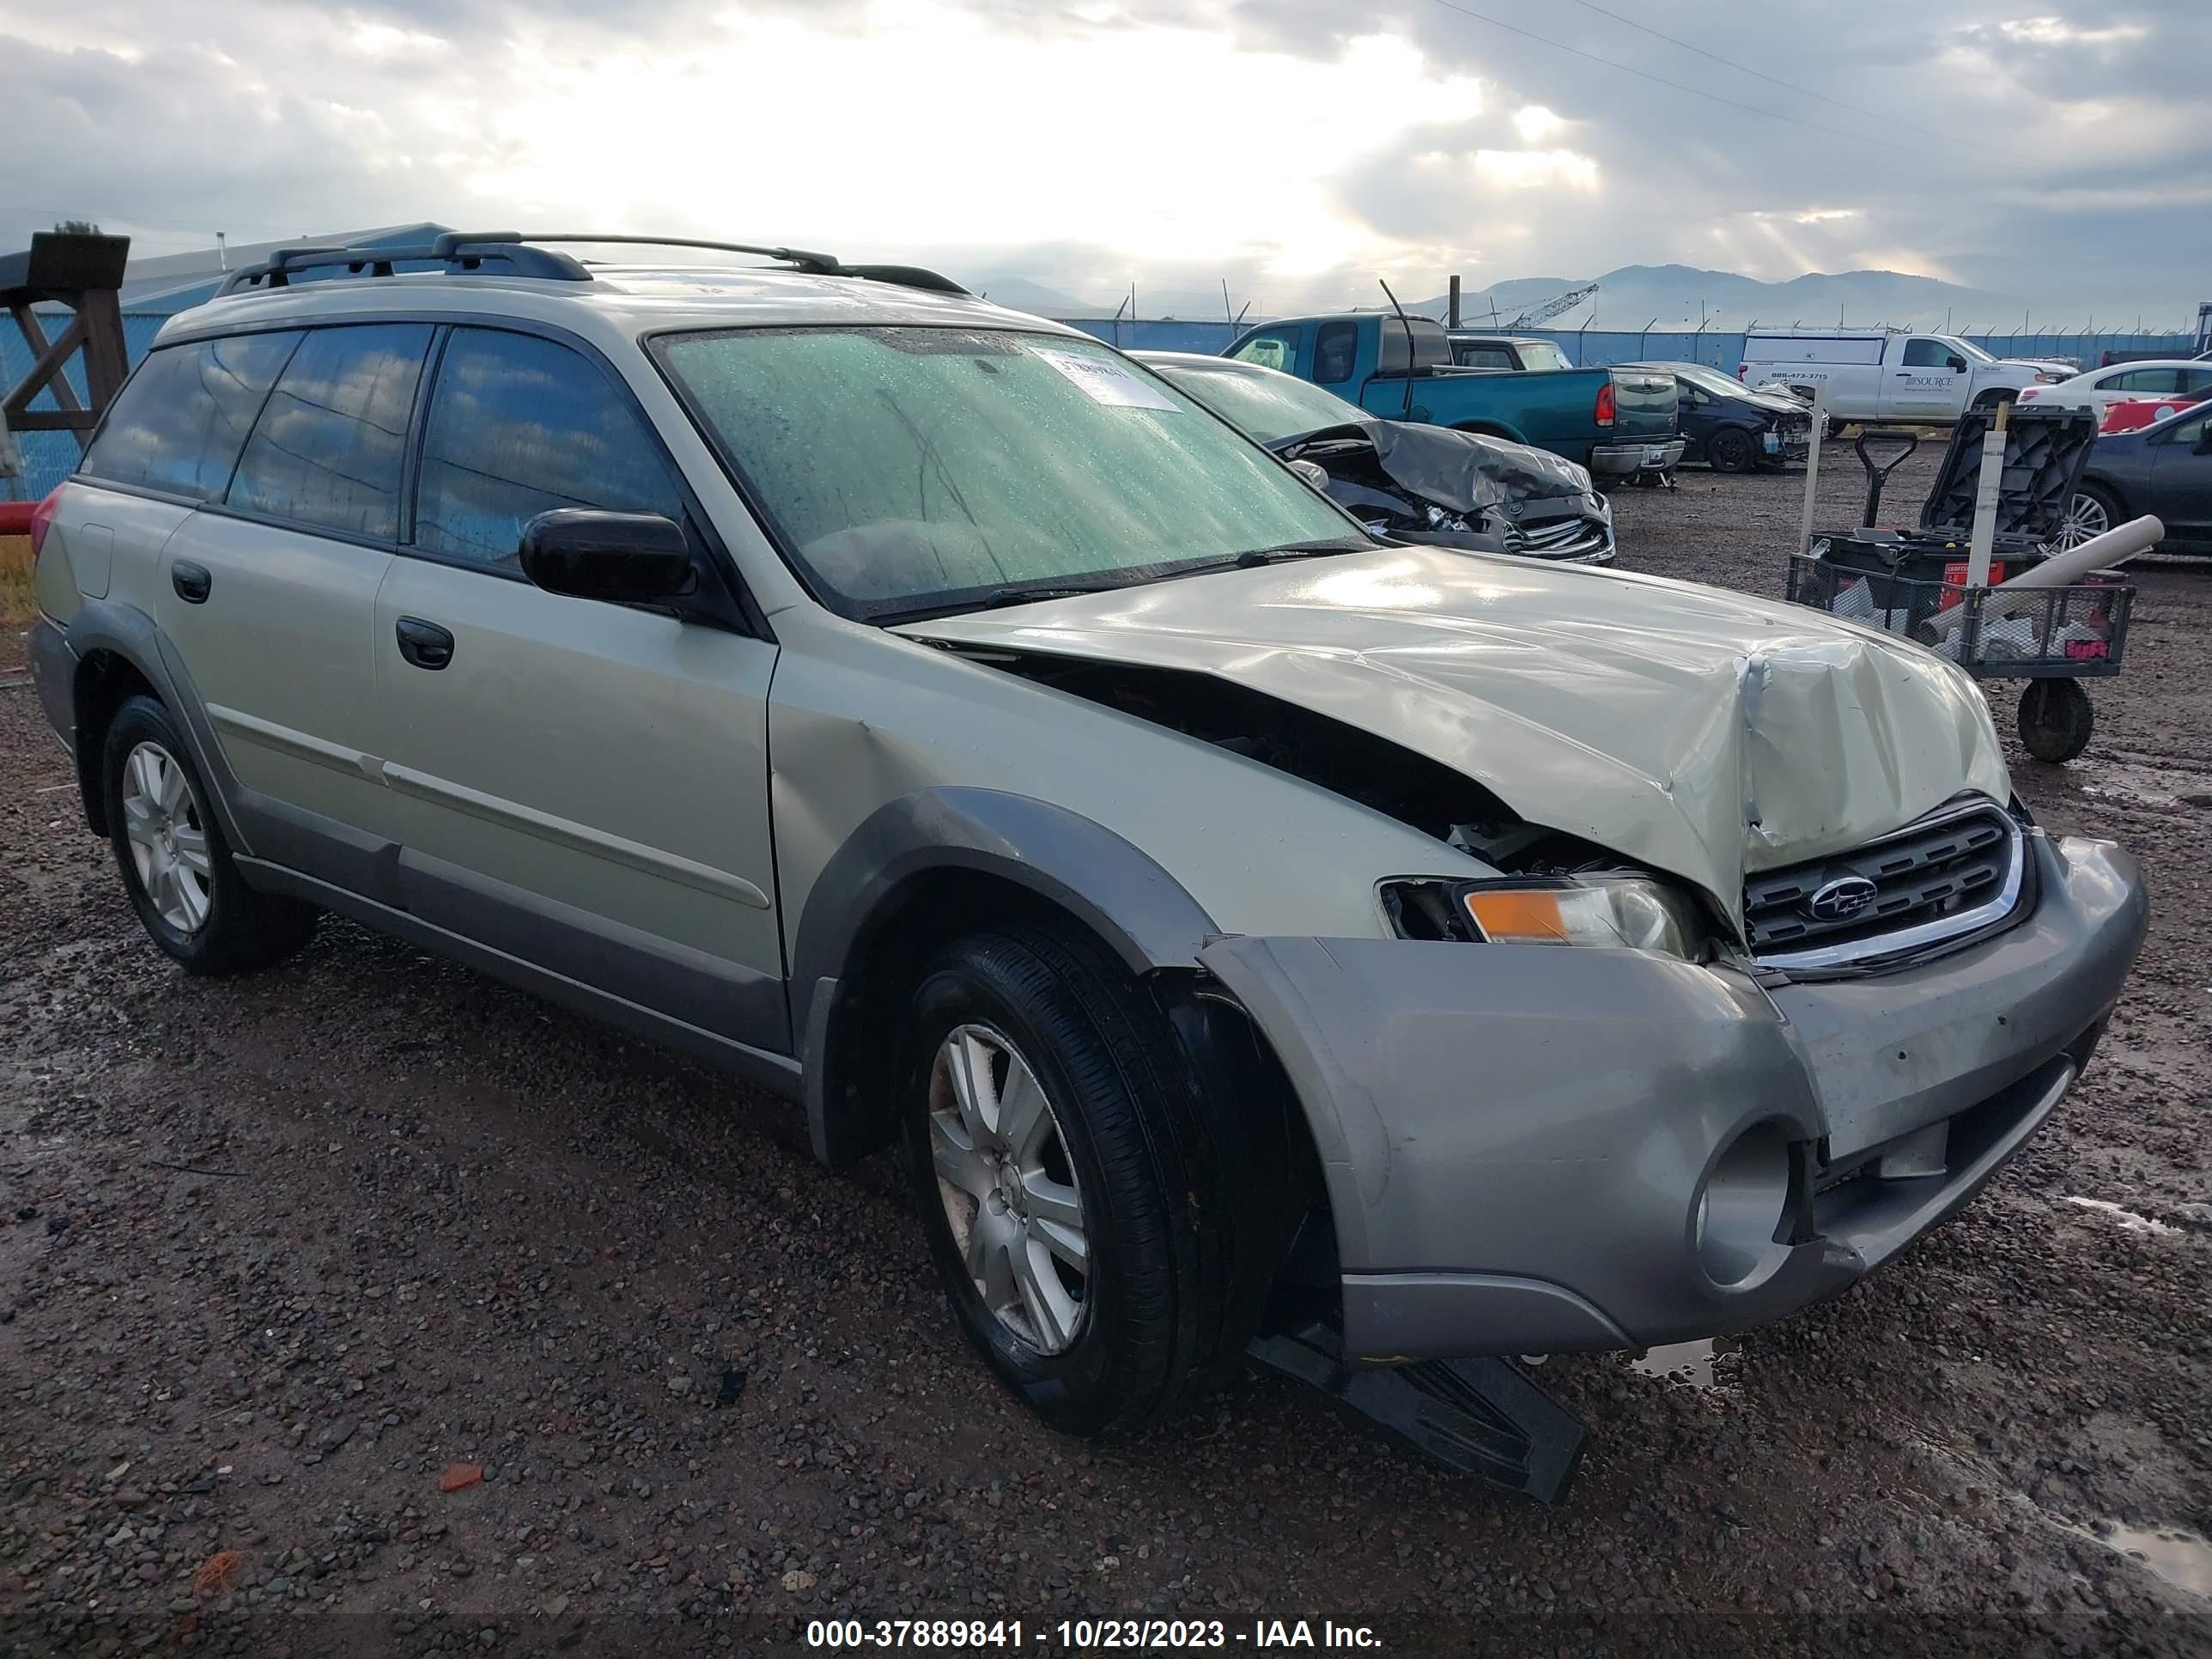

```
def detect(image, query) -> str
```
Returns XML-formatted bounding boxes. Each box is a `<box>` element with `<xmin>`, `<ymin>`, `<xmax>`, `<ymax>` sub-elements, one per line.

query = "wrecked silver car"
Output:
<box><xmin>1136</xmin><ymin>349</ymin><xmax>1615</xmax><ymax>562</ymax></box>
<box><xmin>34</xmin><ymin>248</ymin><xmax>2147</xmax><ymax>1441</ymax></box>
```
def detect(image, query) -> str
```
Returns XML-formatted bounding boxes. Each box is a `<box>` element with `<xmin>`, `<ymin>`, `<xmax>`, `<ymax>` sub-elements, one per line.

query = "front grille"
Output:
<box><xmin>1745</xmin><ymin>799</ymin><xmax>2026</xmax><ymax>971</ymax></box>
<box><xmin>1506</xmin><ymin>515</ymin><xmax>1610</xmax><ymax>561</ymax></box>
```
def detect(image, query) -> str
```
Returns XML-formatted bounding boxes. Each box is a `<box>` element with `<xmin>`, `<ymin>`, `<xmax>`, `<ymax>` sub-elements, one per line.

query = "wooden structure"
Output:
<box><xmin>2</xmin><ymin>232</ymin><xmax>132</xmax><ymax>455</ymax></box>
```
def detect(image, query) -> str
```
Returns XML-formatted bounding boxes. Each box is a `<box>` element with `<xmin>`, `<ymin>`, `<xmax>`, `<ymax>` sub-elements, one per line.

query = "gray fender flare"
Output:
<box><xmin>59</xmin><ymin>600</ymin><xmax>255</xmax><ymax>856</ymax></box>
<box><xmin>792</xmin><ymin>787</ymin><xmax>1218</xmax><ymax>1165</ymax></box>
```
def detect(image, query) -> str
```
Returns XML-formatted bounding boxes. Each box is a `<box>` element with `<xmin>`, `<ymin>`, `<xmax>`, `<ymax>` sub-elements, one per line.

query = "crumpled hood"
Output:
<box><xmin>896</xmin><ymin>546</ymin><xmax>2012</xmax><ymax>932</ymax></box>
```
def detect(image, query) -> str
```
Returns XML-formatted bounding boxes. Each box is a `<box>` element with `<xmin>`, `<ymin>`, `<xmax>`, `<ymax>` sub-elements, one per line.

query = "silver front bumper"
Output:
<box><xmin>1201</xmin><ymin>833</ymin><xmax>2146</xmax><ymax>1360</ymax></box>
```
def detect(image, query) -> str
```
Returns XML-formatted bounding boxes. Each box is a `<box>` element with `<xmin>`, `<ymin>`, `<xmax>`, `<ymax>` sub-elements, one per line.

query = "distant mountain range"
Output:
<box><xmin>1423</xmin><ymin>264</ymin><xmax>2021</xmax><ymax>331</ymax></box>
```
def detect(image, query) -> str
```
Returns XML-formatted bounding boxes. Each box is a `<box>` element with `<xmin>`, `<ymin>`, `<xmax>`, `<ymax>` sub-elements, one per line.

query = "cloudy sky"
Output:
<box><xmin>3</xmin><ymin>0</ymin><xmax>2205</xmax><ymax>323</ymax></box>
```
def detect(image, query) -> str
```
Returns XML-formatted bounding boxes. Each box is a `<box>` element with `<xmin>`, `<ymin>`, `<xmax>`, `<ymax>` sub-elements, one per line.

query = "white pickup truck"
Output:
<box><xmin>1737</xmin><ymin>331</ymin><xmax>2066</xmax><ymax>427</ymax></box>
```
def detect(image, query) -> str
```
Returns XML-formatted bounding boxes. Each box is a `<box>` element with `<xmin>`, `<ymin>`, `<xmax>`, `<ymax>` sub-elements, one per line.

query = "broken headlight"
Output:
<box><xmin>1461</xmin><ymin>876</ymin><xmax>1708</xmax><ymax>959</ymax></box>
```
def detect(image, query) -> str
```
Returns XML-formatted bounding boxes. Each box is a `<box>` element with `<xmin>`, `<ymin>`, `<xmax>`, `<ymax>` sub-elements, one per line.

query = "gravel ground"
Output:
<box><xmin>3</xmin><ymin>451</ymin><xmax>2209</xmax><ymax>1658</ymax></box>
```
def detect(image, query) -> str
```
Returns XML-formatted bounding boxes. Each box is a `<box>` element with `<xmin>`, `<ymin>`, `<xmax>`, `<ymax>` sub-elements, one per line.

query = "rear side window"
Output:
<box><xmin>1455</xmin><ymin>343</ymin><xmax>1514</xmax><ymax>369</ymax></box>
<box><xmin>228</xmin><ymin>324</ymin><xmax>434</xmax><ymax>540</ymax></box>
<box><xmin>2112</xmin><ymin>368</ymin><xmax>2181</xmax><ymax>394</ymax></box>
<box><xmin>1314</xmin><ymin>321</ymin><xmax>1358</xmax><ymax>384</ymax></box>
<box><xmin>414</xmin><ymin>328</ymin><xmax>683</xmax><ymax>568</ymax></box>
<box><xmin>81</xmin><ymin>332</ymin><xmax>301</xmax><ymax>501</ymax></box>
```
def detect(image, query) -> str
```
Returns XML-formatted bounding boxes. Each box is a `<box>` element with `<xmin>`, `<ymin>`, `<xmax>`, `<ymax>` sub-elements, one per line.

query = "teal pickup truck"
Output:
<box><xmin>1225</xmin><ymin>312</ymin><xmax>1685</xmax><ymax>480</ymax></box>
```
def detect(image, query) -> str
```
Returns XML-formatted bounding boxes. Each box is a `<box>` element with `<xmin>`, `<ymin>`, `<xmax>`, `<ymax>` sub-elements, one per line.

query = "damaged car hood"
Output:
<box><xmin>895</xmin><ymin>547</ymin><xmax>2012</xmax><ymax>932</ymax></box>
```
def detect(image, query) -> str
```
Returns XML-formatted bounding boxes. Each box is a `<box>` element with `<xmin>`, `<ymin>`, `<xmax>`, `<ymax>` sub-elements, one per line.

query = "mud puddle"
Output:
<box><xmin>2070</xmin><ymin>759</ymin><xmax>2212</xmax><ymax>811</ymax></box>
<box><xmin>2097</xmin><ymin>1525</ymin><xmax>2212</xmax><ymax>1599</ymax></box>
<box><xmin>1632</xmin><ymin>1338</ymin><xmax>1741</xmax><ymax>1389</ymax></box>
<box><xmin>2063</xmin><ymin>1195</ymin><xmax>2182</xmax><ymax>1237</ymax></box>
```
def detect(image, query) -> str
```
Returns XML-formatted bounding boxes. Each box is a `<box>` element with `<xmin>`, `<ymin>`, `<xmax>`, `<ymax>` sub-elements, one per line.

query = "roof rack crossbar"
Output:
<box><xmin>216</xmin><ymin>233</ymin><xmax>969</xmax><ymax>299</ymax></box>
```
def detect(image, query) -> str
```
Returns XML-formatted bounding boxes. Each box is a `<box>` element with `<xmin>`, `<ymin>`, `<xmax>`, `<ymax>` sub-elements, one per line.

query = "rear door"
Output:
<box><xmin>140</xmin><ymin>325</ymin><xmax>429</xmax><ymax>869</ymax></box>
<box><xmin>370</xmin><ymin>324</ymin><xmax>787</xmax><ymax>1051</ymax></box>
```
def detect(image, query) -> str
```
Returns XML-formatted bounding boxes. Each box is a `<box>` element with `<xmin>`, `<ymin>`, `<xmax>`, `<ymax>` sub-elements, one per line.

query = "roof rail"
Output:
<box><xmin>217</xmin><ymin>232</ymin><xmax>970</xmax><ymax>298</ymax></box>
<box><xmin>219</xmin><ymin>238</ymin><xmax>589</xmax><ymax>295</ymax></box>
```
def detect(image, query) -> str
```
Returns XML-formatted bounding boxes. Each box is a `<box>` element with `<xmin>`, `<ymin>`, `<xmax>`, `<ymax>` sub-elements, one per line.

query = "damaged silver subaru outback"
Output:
<box><xmin>27</xmin><ymin>236</ymin><xmax>2147</xmax><ymax>1436</ymax></box>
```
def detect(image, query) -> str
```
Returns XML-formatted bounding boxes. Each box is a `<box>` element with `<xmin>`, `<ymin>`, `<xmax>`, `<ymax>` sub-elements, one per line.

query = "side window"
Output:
<box><xmin>228</xmin><ymin>324</ymin><xmax>434</xmax><ymax>540</ymax></box>
<box><xmin>80</xmin><ymin>332</ymin><xmax>301</xmax><ymax>501</ymax></box>
<box><xmin>2112</xmin><ymin>368</ymin><xmax>2181</xmax><ymax>394</ymax></box>
<box><xmin>1900</xmin><ymin>338</ymin><xmax>1954</xmax><ymax>368</ymax></box>
<box><xmin>1231</xmin><ymin>329</ymin><xmax>1297</xmax><ymax>372</ymax></box>
<box><xmin>1313</xmin><ymin>321</ymin><xmax>1358</xmax><ymax>385</ymax></box>
<box><xmin>1457</xmin><ymin>345</ymin><xmax>1514</xmax><ymax>369</ymax></box>
<box><xmin>2185</xmin><ymin>368</ymin><xmax>2212</xmax><ymax>396</ymax></box>
<box><xmin>414</xmin><ymin>328</ymin><xmax>684</xmax><ymax>568</ymax></box>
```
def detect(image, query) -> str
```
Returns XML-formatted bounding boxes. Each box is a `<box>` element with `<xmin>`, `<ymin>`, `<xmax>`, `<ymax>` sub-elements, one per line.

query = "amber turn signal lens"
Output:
<box><xmin>1462</xmin><ymin>889</ymin><xmax>1572</xmax><ymax>944</ymax></box>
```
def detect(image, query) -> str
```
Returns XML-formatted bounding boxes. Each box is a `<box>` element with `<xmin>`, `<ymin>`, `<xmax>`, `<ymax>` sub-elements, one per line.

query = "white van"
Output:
<box><xmin>1736</xmin><ymin>331</ymin><xmax>2063</xmax><ymax>426</ymax></box>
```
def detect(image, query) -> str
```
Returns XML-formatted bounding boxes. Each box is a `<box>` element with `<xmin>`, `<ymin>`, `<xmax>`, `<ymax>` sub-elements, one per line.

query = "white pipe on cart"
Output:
<box><xmin>1913</xmin><ymin>514</ymin><xmax>2164</xmax><ymax>650</ymax></box>
<box><xmin>1963</xmin><ymin>400</ymin><xmax>2008</xmax><ymax>589</ymax></box>
<box><xmin>1796</xmin><ymin>385</ymin><xmax>1826</xmax><ymax>554</ymax></box>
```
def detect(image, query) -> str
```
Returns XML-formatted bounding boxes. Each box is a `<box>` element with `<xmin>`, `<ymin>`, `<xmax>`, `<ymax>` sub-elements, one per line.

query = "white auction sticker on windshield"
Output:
<box><xmin>1026</xmin><ymin>345</ymin><xmax>1179</xmax><ymax>410</ymax></box>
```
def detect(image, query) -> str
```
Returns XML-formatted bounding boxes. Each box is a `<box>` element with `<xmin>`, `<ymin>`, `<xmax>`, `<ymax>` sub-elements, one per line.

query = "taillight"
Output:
<box><xmin>1595</xmin><ymin>382</ymin><xmax>1616</xmax><ymax>427</ymax></box>
<box><xmin>29</xmin><ymin>485</ymin><xmax>64</xmax><ymax>562</ymax></box>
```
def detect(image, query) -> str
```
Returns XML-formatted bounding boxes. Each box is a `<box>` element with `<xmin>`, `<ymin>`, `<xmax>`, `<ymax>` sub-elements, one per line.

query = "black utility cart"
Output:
<box><xmin>1787</xmin><ymin>404</ymin><xmax>2134</xmax><ymax>763</ymax></box>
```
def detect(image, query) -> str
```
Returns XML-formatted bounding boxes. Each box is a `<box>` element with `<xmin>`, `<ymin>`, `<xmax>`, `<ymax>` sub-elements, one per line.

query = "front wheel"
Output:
<box><xmin>899</xmin><ymin>924</ymin><xmax>1280</xmax><ymax>1436</ymax></box>
<box><xmin>2055</xmin><ymin>483</ymin><xmax>2119</xmax><ymax>550</ymax></box>
<box><xmin>2019</xmin><ymin>679</ymin><xmax>2095</xmax><ymax>764</ymax></box>
<box><xmin>1707</xmin><ymin>427</ymin><xmax>1757</xmax><ymax>473</ymax></box>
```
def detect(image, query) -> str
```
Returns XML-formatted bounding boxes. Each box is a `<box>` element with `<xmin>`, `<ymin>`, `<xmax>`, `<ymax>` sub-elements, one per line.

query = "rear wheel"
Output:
<box><xmin>1707</xmin><ymin>427</ymin><xmax>1757</xmax><ymax>473</ymax></box>
<box><xmin>101</xmin><ymin>696</ymin><xmax>318</xmax><ymax>974</ymax></box>
<box><xmin>2019</xmin><ymin>679</ymin><xmax>2095</xmax><ymax>764</ymax></box>
<box><xmin>899</xmin><ymin>923</ymin><xmax>1281</xmax><ymax>1436</ymax></box>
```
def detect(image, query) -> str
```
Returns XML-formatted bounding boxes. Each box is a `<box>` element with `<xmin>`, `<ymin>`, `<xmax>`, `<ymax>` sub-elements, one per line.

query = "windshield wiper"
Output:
<box><xmin>871</xmin><ymin>580</ymin><xmax>1127</xmax><ymax>625</ymax></box>
<box><xmin>1163</xmin><ymin>538</ymin><xmax>1373</xmax><ymax>580</ymax></box>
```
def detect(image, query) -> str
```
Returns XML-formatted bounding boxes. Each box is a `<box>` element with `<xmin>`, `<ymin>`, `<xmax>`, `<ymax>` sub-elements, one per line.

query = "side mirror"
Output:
<box><xmin>1947</xmin><ymin>356</ymin><xmax>1968</xmax><ymax>373</ymax></box>
<box><xmin>2195</xmin><ymin>428</ymin><xmax>2212</xmax><ymax>455</ymax></box>
<box><xmin>518</xmin><ymin>510</ymin><xmax>695</xmax><ymax>604</ymax></box>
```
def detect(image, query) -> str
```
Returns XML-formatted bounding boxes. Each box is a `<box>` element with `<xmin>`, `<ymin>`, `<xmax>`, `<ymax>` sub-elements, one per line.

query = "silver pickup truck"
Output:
<box><xmin>27</xmin><ymin>234</ymin><xmax>2147</xmax><ymax>1436</ymax></box>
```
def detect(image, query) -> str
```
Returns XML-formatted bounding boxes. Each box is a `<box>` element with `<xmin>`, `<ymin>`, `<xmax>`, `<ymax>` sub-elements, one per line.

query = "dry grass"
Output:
<box><xmin>0</xmin><ymin>534</ymin><xmax>31</xmax><ymax>623</ymax></box>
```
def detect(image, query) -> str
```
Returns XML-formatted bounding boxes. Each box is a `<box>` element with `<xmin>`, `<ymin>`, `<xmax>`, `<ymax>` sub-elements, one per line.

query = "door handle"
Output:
<box><xmin>394</xmin><ymin>617</ymin><xmax>455</xmax><ymax>671</ymax></box>
<box><xmin>171</xmin><ymin>561</ymin><xmax>212</xmax><ymax>604</ymax></box>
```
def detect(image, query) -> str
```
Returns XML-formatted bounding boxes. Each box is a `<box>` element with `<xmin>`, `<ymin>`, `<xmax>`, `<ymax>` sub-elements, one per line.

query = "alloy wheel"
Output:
<box><xmin>120</xmin><ymin>741</ymin><xmax>213</xmax><ymax>933</ymax></box>
<box><xmin>927</xmin><ymin>1023</ymin><xmax>1090</xmax><ymax>1353</ymax></box>
<box><xmin>2056</xmin><ymin>491</ymin><xmax>2110</xmax><ymax>550</ymax></box>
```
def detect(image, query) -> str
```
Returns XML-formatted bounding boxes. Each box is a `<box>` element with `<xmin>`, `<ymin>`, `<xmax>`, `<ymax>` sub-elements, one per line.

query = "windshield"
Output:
<box><xmin>1147</xmin><ymin>360</ymin><xmax>1370</xmax><ymax>444</ymax></box>
<box><xmin>658</xmin><ymin>327</ymin><xmax>1365</xmax><ymax>619</ymax></box>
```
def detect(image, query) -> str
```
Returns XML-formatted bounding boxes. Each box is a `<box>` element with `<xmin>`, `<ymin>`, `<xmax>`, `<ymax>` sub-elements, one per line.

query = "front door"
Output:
<box><xmin>1886</xmin><ymin>337</ymin><xmax>1967</xmax><ymax>420</ymax></box>
<box><xmin>370</xmin><ymin>325</ymin><xmax>787</xmax><ymax>1052</ymax></box>
<box><xmin>2146</xmin><ymin>408</ymin><xmax>2212</xmax><ymax>537</ymax></box>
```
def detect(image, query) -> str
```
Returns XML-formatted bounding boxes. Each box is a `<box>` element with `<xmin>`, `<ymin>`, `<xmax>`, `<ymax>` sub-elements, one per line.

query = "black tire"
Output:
<box><xmin>2019</xmin><ymin>679</ymin><xmax>2095</xmax><ymax>764</ymax></box>
<box><xmin>1707</xmin><ymin>427</ymin><xmax>1757</xmax><ymax>473</ymax></box>
<box><xmin>101</xmin><ymin>696</ymin><xmax>319</xmax><ymax>974</ymax></box>
<box><xmin>1973</xmin><ymin>389</ymin><xmax>2014</xmax><ymax>412</ymax></box>
<box><xmin>898</xmin><ymin>923</ymin><xmax>1283</xmax><ymax>1437</ymax></box>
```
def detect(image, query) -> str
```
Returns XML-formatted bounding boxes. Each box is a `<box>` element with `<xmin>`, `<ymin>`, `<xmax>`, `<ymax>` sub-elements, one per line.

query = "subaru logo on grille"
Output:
<box><xmin>1807</xmin><ymin>876</ymin><xmax>1879</xmax><ymax>923</ymax></box>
